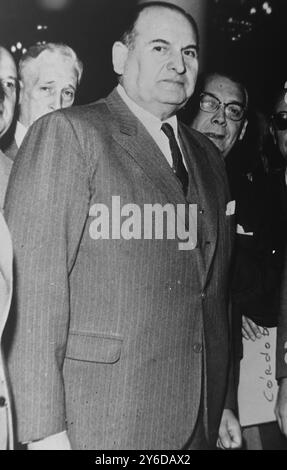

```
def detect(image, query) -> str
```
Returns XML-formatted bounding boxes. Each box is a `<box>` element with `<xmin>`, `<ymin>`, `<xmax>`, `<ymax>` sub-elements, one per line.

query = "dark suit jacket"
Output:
<box><xmin>5</xmin><ymin>89</ymin><xmax>234</xmax><ymax>450</ymax></box>
<box><xmin>3</xmin><ymin>138</ymin><xmax>18</xmax><ymax>162</ymax></box>
<box><xmin>0</xmin><ymin>150</ymin><xmax>12</xmax><ymax>210</ymax></box>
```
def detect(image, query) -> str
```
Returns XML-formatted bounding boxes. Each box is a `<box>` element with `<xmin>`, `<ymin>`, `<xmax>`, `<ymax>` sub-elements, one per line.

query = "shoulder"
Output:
<box><xmin>0</xmin><ymin>151</ymin><xmax>12</xmax><ymax>174</ymax></box>
<box><xmin>28</xmin><ymin>96</ymin><xmax>114</xmax><ymax>149</ymax></box>
<box><xmin>179</xmin><ymin>122</ymin><xmax>228</xmax><ymax>186</ymax></box>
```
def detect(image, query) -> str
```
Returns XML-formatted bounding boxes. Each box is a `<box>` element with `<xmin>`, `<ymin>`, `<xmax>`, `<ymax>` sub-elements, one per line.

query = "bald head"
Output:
<box><xmin>0</xmin><ymin>47</ymin><xmax>17</xmax><ymax>139</ymax></box>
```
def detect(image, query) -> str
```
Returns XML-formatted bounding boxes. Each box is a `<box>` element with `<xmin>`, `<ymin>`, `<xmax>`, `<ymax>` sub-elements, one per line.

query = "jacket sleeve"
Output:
<box><xmin>4</xmin><ymin>111</ymin><xmax>91</xmax><ymax>443</ymax></box>
<box><xmin>223</xmin><ymin>298</ymin><xmax>237</xmax><ymax>412</ymax></box>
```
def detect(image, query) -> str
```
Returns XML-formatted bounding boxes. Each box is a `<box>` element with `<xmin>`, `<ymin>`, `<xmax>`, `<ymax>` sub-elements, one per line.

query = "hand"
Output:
<box><xmin>242</xmin><ymin>315</ymin><xmax>262</xmax><ymax>341</ymax></box>
<box><xmin>275</xmin><ymin>378</ymin><xmax>287</xmax><ymax>438</ymax></box>
<box><xmin>217</xmin><ymin>409</ymin><xmax>242</xmax><ymax>450</ymax></box>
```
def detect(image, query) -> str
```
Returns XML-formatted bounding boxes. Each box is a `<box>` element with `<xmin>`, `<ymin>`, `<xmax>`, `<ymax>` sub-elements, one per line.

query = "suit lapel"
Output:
<box><xmin>105</xmin><ymin>89</ymin><xmax>220</xmax><ymax>287</ymax></box>
<box><xmin>106</xmin><ymin>90</ymin><xmax>187</xmax><ymax>208</ymax></box>
<box><xmin>179</xmin><ymin>126</ymin><xmax>219</xmax><ymax>286</ymax></box>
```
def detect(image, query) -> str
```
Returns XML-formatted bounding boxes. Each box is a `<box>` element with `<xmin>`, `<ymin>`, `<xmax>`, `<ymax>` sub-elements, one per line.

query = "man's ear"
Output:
<box><xmin>239</xmin><ymin>119</ymin><xmax>248</xmax><ymax>141</ymax></box>
<box><xmin>112</xmin><ymin>41</ymin><xmax>129</xmax><ymax>76</ymax></box>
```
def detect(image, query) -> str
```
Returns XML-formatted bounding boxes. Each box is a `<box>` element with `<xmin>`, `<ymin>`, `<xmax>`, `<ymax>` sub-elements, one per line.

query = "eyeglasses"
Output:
<box><xmin>200</xmin><ymin>92</ymin><xmax>246</xmax><ymax>122</ymax></box>
<box><xmin>272</xmin><ymin>112</ymin><xmax>287</xmax><ymax>131</ymax></box>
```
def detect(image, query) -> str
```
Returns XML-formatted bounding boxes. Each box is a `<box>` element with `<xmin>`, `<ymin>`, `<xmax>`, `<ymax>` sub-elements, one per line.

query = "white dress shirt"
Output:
<box><xmin>117</xmin><ymin>84</ymin><xmax>187</xmax><ymax>169</ymax></box>
<box><xmin>15</xmin><ymin>121</ymin><xmax>28</xmax><ymax>149</ymax></box>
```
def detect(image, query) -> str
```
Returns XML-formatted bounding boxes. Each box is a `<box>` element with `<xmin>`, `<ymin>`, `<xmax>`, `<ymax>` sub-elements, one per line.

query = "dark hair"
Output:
<box><xmin>119</xmin><ymin>1</ymin><xmax>199</xmax><ymax>49</ymax></box>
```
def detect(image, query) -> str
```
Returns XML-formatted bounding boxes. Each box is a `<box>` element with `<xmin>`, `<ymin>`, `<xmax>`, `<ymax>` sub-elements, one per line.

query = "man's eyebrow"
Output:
<box><xmin>148</xmin><ymin>39</ymin><xmax>199</xmax><ymax>51</ymax></box>
<box><xmin>203</xmin><ymin>91</ymin><xmax>244</xmax><ymax>106</ymax></box>
<box><xmin>148</xmin><ymin>39</ymin><xmax>170</xmax><ymax>45</ymax></box>
<box><xmin>1</xmin><ymin>75</ymin><xmax>17</xmax><ymax>81</ymax></box>
<box><xmin>64</xmin><ymin>84</ymin><xmax>76</xmax><ymax>91</ymax></box>
<box><xmin>183</xmin><ymin>44</ymin><xmax>199</xmax><ymax>53</ymax></box>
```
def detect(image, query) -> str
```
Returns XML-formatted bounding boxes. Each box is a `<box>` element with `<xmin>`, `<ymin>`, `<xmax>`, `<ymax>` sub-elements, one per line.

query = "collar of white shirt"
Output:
<box><xmin>15</xmin><ymin>121</ymin><xmax>28</xmax><ymax>149</ymax></box>
<box><xmin>116</xmin><ymin>84</ymin><xmax>185</xmax><ymax>168</ymax></box>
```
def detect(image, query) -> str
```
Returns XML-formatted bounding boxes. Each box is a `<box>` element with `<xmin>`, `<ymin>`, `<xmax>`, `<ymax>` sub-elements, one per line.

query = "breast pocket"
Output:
<box><xmin>65</xmin><ymin>331</ymin><xmax>124</xmax><ymax>364</ymax></box>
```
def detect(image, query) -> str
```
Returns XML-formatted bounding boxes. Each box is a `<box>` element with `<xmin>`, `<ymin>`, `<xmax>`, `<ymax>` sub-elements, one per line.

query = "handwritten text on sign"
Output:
<box><xmin>238</xmin><ymin>327</ymin><xmax>278</xmax><ymax>427</ymax></box>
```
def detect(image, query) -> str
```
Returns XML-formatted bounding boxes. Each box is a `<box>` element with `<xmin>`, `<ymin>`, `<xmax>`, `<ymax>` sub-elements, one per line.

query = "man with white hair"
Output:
<box><xmin>6</xmin><ymin>42</ymin><xmax>83</xmax><ymax>160</ymax></box>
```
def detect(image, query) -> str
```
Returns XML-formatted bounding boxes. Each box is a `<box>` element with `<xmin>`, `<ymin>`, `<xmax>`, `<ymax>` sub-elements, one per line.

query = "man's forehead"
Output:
<box><xmin>204</xmin><ymin>76</ymin><xmax>244</xmax><ymax>103</ymax></box>
<box><xmin>26</xmin><ymin>51</ymin><xmax>77</xmax><ymax>82</ymax></box>
<box><xmin>33</xmin><ymin>50</ymin><xmax>74</xmax><ymax>70</ymax></box>
<box><xmin>135</xmin><ymin>6</ymin><xmax>196</xmax><ymax>43</ymax></box>
<box><xmin>0</xmin><ymin>49</ymin><xmax>17</xmax><ymax>77</ymax></box>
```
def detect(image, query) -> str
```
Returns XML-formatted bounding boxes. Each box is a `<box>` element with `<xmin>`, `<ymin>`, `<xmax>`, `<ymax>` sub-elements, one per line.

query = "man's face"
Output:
<box><xmin>0</xmin><ymin>48</ymin><xmax>17</xmax><ymax>139</ymax></box>
<box><xmin>20</xmin><ymin>51</ymin><xmax>78</xmax><ymax>127</ymax></box>
<box><xmin>271</xmin><ymin>94</ymin><xmax>287</xmax><ymax>160</ymax></box>
<box><xmin>192</xmin><ymin>76</ymin><xmax>247</xmax><ymax>158</ymax></box>
<box><xmin>113</xmin><ymin>7</ymin><xmax>199</xmax><ymax>120</ymax></box>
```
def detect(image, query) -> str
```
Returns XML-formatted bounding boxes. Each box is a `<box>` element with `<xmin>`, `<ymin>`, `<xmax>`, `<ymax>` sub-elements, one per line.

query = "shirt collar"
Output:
<box><xmin>117</xmin><ymin>84</ymin><xmax>179</xmax><ymax>139</ymax></box>
<box><xmin>15</xmin><ymin>121</ymin><xmax>28</xmax><ymax>148</ymax></box>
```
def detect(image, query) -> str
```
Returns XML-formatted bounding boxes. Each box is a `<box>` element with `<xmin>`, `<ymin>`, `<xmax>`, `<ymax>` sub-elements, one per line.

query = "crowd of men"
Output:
<box><xmin>0</xmin><ymin>1</ymin><xmax>287</xmax><ymax>450</ymax></box>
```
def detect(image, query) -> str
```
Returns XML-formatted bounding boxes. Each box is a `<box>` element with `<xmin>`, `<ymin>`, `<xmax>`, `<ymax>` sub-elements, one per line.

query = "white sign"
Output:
<box><xmin>238</xmin><ymin>327</ymin><xmax>278</xmax><ymax>427</ymax></box>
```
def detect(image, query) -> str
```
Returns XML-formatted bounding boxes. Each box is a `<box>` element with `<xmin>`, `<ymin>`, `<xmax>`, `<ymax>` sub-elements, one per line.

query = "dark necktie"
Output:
<box><xmin>161</xmin><ymin>122</ymin><xmax>189</xmax><ymax>196</ymax></box>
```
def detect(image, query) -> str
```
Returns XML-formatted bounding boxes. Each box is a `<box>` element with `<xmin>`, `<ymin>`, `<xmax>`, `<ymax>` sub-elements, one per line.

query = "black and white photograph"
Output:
<box><xmin>1</xmin><ymin>0</ymin><xmax>287</xmax><ymax>452</ymax></box>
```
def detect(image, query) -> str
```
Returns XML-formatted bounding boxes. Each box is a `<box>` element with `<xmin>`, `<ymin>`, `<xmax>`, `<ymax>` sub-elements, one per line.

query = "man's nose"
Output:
<box><xmin>49</xmin><ymin>92</ymin><xmax>63</xmax><ymax>111</ymax></box>
<box><xmin>211</xmin><ymin>106</ymin><xmax>227</xmax><ymax>126</ymax></box>
<box><xmin>168</xmin><ymin>52</ymin><xmax>186</xmax><ymax>74</ymax></box>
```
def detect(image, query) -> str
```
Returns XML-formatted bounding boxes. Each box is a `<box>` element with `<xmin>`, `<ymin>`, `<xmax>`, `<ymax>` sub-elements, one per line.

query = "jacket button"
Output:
<box><xmin>193</xmin><ymin>343</ymin><xmax>203</xmax><ymax>354</ymax></box>
<box><xmin>0</xmin><ymin>396</ymin><xmax>6</xmax><ymax>407</ymax></box>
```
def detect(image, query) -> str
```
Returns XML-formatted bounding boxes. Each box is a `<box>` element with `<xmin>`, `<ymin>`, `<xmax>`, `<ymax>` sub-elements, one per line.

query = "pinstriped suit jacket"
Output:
<box><xmin>5</xmin><ymin>88</ymin><xmax>234</xmax><ymax>450</ymax></box>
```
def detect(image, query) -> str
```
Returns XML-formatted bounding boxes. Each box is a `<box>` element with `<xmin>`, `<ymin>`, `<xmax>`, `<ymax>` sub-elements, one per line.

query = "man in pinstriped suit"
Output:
<box><xmin>5</xmin><ymin>2</ymin><xmax>240</xmax><ymax>450</ymax></box>
<box><xmin>0</xmin><ymin>47</ymin><xmax>17</xmax><ymax>449</ymax></box>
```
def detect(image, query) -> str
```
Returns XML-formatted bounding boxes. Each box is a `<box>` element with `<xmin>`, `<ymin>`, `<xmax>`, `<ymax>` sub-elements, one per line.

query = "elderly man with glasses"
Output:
<box><xmin>192</xmin><ymin>74</ymin><xmax>287</xmax><ymax>449</ymax></box>
<box><xmin>191</xmin><ymin>72</ymin><xmax>248</xmax><ymax>159</ymax></box>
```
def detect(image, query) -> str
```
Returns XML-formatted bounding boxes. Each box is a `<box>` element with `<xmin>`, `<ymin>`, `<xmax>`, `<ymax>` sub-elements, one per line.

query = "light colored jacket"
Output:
<box><xmin>0</xmin><ymin>212</ymin><xmax>13</xmax><ymax>449</ymax></box>
<box><xmin>0</xmin><ymin>150</ymin><xmax>12</xmax><ymax>210</ymax></box>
